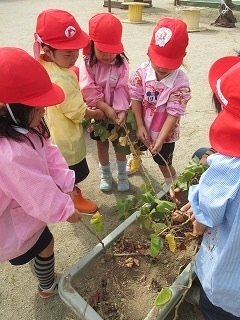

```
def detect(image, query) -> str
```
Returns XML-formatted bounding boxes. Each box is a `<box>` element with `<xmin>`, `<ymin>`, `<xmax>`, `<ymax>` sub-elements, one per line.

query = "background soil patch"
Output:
<box><xmin>73</xmin><ymin>223</ymin><xmax>197</xmax><ymax>320</ymax></box>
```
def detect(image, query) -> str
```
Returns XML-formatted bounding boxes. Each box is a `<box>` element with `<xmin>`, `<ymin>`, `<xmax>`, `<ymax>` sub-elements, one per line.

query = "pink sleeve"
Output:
<box><xmin>45</xmin><ymin>139</ymin><xmax>75</xmax><ymax>193</ymax></box>
<box><xmin>80</xmin><ymin>58</ymin><xmax>104</xmax><ymax>107</ymax></box>
<box><xmin>167</xmin><ymin>85</ymin><xmax>191</xmax><ymax>117</ymax></box>
<box><xmin>0</xmin><ymin>142</ymin><xmax>75</xmax><ymax>223</ymax></box>
<box><xmin>128</xmin><ymin>68</ymin><xmax>145</xmax><ymax>101</ymax></box>
<box><xmin>112</xmin><ymin>59</ymin><xmax>130</xmax><ymax>112</ymax></box>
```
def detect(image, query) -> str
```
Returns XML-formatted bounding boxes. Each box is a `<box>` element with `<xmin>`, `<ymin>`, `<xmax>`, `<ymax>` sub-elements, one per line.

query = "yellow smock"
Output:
<box><xmin>40</xmin><ymin>57</ymin><xmax>87</xmax><ymax>166</ymax></box>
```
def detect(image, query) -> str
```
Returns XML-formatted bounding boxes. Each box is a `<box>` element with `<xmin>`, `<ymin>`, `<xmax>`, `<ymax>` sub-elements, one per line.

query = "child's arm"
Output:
<box><xmin>150</xmin><ymin>115</ymin><xmax>179</xmax><ymax>154</ymax></box>
<box><xmin>85</xmin><ymin>107</ymin><xmax>105</xmax><ymax>120</ymax></box>
<box><xmin>96</xmin><ymin>100</ymin><xmax>117</xmax><ymax>121</ymax></box>
<box><xmin>112</xmin><ymin>59</ymin><xmax>130</xmax><ymax>113</ymax></box>
<box><xmin>131</xmin><ymin>99</ymin><xmax>149</xmax><ymax>143</ymax></box>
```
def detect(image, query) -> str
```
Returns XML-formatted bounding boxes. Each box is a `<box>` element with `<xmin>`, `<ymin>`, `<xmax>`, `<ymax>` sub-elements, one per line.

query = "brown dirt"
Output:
<box><xmin>73</xmin><ymin>223</ymin><xmax>199</xmax><ymax>320</ymax></box>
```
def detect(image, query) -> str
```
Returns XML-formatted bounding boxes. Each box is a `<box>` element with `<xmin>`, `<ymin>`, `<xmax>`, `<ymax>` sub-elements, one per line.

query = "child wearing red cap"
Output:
<box><xmin>0</xmin><ymin>47</ymin><xmax>82</xmax><ymax>299</ymax></box>
<box><xmin>187</xmin><ymin>56</ymin><xmax>240</xmax><ymax>320</ymax></box>
<box><xmin>80</xmin><ymin>13</ymin><xmax>130</xmax><ymax>192</ymax></box>
<box><xmin>34</xmin><ymin>9</ymin><xmax>104</xmax><ymax>214</ymax></box>
<box><xmin>129</xmin><ymin>17</ymin><xmax>191</xmax><ymax>186</ymax></box>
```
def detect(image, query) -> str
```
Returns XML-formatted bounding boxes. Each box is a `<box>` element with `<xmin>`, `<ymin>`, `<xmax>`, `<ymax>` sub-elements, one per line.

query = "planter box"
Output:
<box><xmin>59</xmin><ymin>186</ymin><xmax>195</xmax><ymax>320</ymax></box>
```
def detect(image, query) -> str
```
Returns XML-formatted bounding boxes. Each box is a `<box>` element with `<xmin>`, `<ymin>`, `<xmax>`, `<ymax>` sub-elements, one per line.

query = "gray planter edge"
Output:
<box><xmin>59</xmin><ymin>185</ymin><xmax>195</xmax><ymax>320</ymax></box>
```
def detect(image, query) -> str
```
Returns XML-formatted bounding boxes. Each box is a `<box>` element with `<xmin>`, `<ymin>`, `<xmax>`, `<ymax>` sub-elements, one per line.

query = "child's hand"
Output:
<box><xmin>136</xmin><ymin>125</ymin><xmax>149</xmax><ymax>145</ymax></box>
<box><xmin>115</xmin><ymin>111</ymin><xmax>126</xmax><ymax>126</ymax></box>
<box><xmin>169</xmin><ymin>186</ymin><xmax>184</xmax><ymax>205</ymax></box>
<box><xmin>192</xmin><ymin>220</ymin><xmax>207</xmax><ymax>236</ymax></box>
<box><xmin>149</xmin><ymin>140</ymin><xmax>163</xmax><ymax>155</ymax></box>
<box><xmin>105</xmin><ymin>106</ymin><xmax>117</xmax><ymax>121</ymax></box>
<box><xmin>67</xmin><ymin>209</ymin><xmax>82</xmax><ymax>223</ymax></box>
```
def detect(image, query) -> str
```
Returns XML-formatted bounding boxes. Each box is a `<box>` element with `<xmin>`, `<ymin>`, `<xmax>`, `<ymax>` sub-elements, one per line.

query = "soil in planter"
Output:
<box><xmin>73</xmin><ymin>223</ymin><xmax>199</xmax><ymax>320</ymax></box>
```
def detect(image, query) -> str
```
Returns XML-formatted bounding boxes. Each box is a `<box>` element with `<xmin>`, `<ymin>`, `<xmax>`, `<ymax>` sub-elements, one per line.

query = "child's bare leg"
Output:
<box><xmin>38</xmin><ymin>238</ymin><xmax>54</xmax><ymax>258</ymax></box>
<box><xmin>116</xmin><ymin>152</ymin><xmax>126</xmax><ymax>162</ymax></box>
<box><xmin>97</xmin><ymin>140</ymin><xmax>109</xmax><ymax>166</ymax></box>
<box><xmin>159</xmin><ymin>164</ymin><xmax>177</xmax><ymax>185</ymax></box>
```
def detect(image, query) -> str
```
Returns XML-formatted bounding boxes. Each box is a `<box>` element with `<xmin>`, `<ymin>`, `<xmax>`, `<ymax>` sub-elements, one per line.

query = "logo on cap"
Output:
<box><xmin>65</xmin><ymin>26</ymin><xmax>76</xmax><ymax>38</ymax></box>
<box><xmin>155</xmin><ymin>27</ymin><xmax>172</xmax><ymax>47</ymax></box>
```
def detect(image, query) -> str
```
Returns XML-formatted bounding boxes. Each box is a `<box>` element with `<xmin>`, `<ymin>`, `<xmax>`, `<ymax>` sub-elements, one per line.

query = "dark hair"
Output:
<box><xmin>212</xmin><ymin>93</ymin><xmax>222</xmax><ymax>114</ymax></box>
<box><xmin>0</xmin><ymin>103</ymin><xmax>50</xmax><ymax>149</ymax></box>
<box><xmin>40</xmin><ymin>43</ymin><xmax>57</xmax><ymax>52</ymax></box>
<box><xmin>88</xmin><ymin>40</ymin><xmax>129</xmax><ymax>68</ymax></box>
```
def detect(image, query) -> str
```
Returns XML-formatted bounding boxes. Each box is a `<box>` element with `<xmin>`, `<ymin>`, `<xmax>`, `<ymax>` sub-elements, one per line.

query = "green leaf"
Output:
<box><xmin>140</xmin><ymin>206</ymin><xmax>151</xmax><ymax>216</ymax></box>
<box><xmin>150</xmin><ymin>234</ymin><xmax>163</xmax><ymax>257</ymax></box>
<box><xmin>156</xmin><ymin>201</ymin><xmax>176</xmax><ymax>213</ymax></box>
<box><xmin>126</xmin><ymin>110</ymin><xmax>137</xmax><ymax>130</ymax></box>
<box><xmin>114</xmin><ymin>143</ymin><xmax>131</xmax><ymax>155</ymax></box>
<box><xmin>116</xmin><ymin>199</ymin><xmax>130</xmax><ymax>215</ymax></box>
<box><xmin>151</xmin><ymin>210</ymin><xmax>165</xmax><ymax>222</ymax></box>
<box><xmin>152</xmin><ymin>222</ymin><xmax>167</xmax><ymax>234</ymax></box>
<box><xmin>153</xmin><ymin>288</ymin><xmax>172</xmax><ymax>307</ymax></box>
<box><xmin>139</xmin><ymin>183</ymin><xmax>154</xmax><ymax>193</ymax></box>
<box><xmin>90</xmin><ymin>212</ymin><xmax>104</xmax><ymax>233</ymax></box>
<box><xmin>141</xmin><ymin>191</ymin><xmax>156</xmax><ymax>204</ymax></box>
<box><xmin>82</xmin><ymin>117</ymin><xmax>90</xmax><ymax>129</ymax></box>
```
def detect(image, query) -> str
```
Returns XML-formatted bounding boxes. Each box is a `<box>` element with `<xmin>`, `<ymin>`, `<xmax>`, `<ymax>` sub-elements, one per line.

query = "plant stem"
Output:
<box><xmin>79</xmin><ymin>219</ymin><xmax>106</xmax><ymax>252</ymax></box>
<box><xmin>114</xmin><ymin>252</ymin><xmax>148</xmax><ymax>257</ymax></box>
<box><xmin>123</xmin><ymin>124</ymin><xmax>156</xmax><ymax>193</ymax></box>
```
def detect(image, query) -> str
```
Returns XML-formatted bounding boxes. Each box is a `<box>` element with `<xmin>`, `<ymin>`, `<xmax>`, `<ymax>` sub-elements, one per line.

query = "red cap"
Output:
<box><xmin>89</xmin><ymin>13</ymin><xmax>124</xmax><ymax>54</ymax></box>
<box><xmin>0</xmin><ymin>47</ymin><xmax>64</xmax><ymax>108</ymax></box>
<box><xmin>35</xmin><ymin>9</ymin><xmax>89</xmax><ymax>50</ymax></box>
<box><xmin>209</xmin><ymin>57</ymin><xmax>240</xmax><ymax>156</ymax></box>
<box><xmin>147</xmin><ymin>18</ymin><xmax>188</xmax><ymax>69</ymax></box>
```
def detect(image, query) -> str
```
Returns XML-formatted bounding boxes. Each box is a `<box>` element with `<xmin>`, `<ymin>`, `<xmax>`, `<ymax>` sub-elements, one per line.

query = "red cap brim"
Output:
<box><xmin>95</xmin><ymin>41</ymin><xmax>124</xmax><ymax>55</ymax></box>
<box><xmin>20</xmin><ymin>83</ymin><xmax>65</xmax><ymax>108</ymax></box>
<box><xmin>208</xmin><ymin>56</ymin><xmax>240</xmax><ymax>93</ymax></box>
<box><xmin>209</xmin><ymin>108</ymin><xmax>240</xmax><ymax>157</ymax></box>
<box><xmin>147</xmin><ymin>46</ymin><xmax>182</xmax><ymax>70</ymax></box>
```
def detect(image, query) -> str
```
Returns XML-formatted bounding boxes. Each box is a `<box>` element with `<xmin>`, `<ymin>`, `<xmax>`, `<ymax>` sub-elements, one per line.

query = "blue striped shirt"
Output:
<box><xmin>188</xmin><ymin>153</ymin><xmax>240</xmax><ymax>316</ymax></box>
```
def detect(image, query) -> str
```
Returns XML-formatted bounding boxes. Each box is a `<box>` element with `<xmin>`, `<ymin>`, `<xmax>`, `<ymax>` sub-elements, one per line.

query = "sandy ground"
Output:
<box><xmin>1</xmin><ymin>0</ymin><xmax>240</xmax><ymax>319</ymax></box>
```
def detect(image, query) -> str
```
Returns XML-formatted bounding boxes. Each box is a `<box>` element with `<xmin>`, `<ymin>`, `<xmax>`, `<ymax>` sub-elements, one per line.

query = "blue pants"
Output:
<box><xmin>199</xmin><ymin>288</ymin><xmax>240</xmax><ymax>320</ymax></box>
<box><xmin>192</xmin><ymin>147</ymin><xmax>208</xmax><ymax>160</ymax></box>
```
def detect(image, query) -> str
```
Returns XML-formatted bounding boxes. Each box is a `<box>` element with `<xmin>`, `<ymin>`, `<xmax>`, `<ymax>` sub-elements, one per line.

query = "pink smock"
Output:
<box><xmin>0</xmin><ymin>132</ymin><xmax>75</xmax><ymax>262</ymax></box>
<box><xmin>129</xmin><ymin>62</ymin><xmax>191</xmax><ymax>142</ymax></box>
<box><xmin>80</xmin><ymin>56</ymin><xmax>130</xmax><ymax>112</ymax></box>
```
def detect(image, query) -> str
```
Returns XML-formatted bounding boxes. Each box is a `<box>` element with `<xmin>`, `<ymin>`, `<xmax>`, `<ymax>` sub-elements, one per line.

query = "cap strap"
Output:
<box><xmin>33</xmin><ymin>34</ymin><xmax>49</xmax><ymax>60</ymax></box>
<box><xmin>6</xmin><ymin>103</ymin><xmax>19</xmax><ymax>124</ymax></box>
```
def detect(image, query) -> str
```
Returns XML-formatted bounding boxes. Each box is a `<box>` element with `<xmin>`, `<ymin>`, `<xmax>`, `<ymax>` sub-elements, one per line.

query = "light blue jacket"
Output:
<box><xmin>189</xmin><ymin>153</ymin><xmax>240</xmax><ymax>317</ymax></box>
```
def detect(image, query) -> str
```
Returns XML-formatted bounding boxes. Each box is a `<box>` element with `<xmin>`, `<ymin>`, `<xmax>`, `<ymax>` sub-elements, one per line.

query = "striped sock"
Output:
<box><xmin>34</xmin><ymin>254</ymin><xmax>55</xmax><ymax>290</ymax></box>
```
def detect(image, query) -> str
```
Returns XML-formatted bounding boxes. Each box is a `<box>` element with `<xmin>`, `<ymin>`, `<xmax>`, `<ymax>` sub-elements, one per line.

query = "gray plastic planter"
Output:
<box><xmin>59</xmin><ymin>186</ymin><xmax>194</xmax><ymax>320</ymax></box>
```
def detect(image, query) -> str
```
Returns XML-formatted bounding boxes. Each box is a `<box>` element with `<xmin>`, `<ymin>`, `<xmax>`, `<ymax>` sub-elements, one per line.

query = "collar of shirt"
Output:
<box><xmin>12</xmin><ymin>125</ymin><xmax>29</xmax><ymax>134</ymax></box>
<box><xmin>145</xmin><ymin>64</ymin><xmax>179</xmax><ymax>89</ymax></box>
